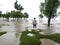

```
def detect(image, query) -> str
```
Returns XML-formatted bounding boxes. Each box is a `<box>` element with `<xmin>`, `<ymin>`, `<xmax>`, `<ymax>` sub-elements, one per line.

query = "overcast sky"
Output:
<box><xmin>0</xmin><ymin>0</ymin><xmax>44</xmax><ymax>19</ymax></box>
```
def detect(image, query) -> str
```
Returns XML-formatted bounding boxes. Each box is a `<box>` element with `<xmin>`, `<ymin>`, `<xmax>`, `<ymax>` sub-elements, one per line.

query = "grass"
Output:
<box><xmin>0</xmin><ymin>32</ymin><xmax>7</xmax><ymax>36</ymax></box>
<box><xmin>20</xmin><ymin>29</ymin><xmax>60</xmax><ymax>45</ymax></box>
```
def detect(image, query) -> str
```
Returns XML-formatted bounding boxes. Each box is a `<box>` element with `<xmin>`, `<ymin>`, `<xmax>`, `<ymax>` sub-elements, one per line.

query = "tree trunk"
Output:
<box><xmin>48</xmin><ymin>17</ymin><xmax>51</xmax><ymax>26</ymax></box>
<box><xmin>48</xmin><ymin>11</ymin><xmax>52</xmax><ymax>27</ymax></box>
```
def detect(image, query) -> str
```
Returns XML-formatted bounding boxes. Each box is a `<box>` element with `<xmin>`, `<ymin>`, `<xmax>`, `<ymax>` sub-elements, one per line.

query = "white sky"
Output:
<box><xmin>0</xmin><ymin>0</ymin><xmax>44</xmax><ymax>19</ymax></box>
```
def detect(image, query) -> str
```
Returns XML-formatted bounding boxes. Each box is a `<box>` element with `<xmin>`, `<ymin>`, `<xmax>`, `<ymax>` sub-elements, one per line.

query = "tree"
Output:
<box><xmin>14</xmin><ymin>0</ymin><xmax>24</xmax><ymax>11</ymax></box>
<box><xmin>1</xmin><ymin>14</ymin><xmax>6</xmax><ymax>20</ymax></box>
<box><xmin>39</xmin><ymin>3</ymin><xmax>44</xmax><ymax>19</ymax></box>
<box><xmin>11</xmin><ymin>10</ymin><xmax>24</xmax><ymax>22</ymax></box>
<box><xmin>16</xmin><ymin>11</ymin><xmax>23</xmax><ymax>18</ymax></box>
<box><xmin>14</xmin><ymin>0</ymin><xmax>24</xmax><ymax>22</ymax></box>
<box><xmin>24</xmin><ymin>12</ymin><xmax>29</xmax><ymax>19</ymax></box>
<box><xmin>40</xmin><ymin>0</ymin><xmax>60</xmax><ymax>26</ymax></box>
<box><xmin>39</xmin><ymin>14</ymin><xmax>43</xmax><ymax>20</ymax></box>
<box><xmin>5</xmin><ymin>12</ymin><xmax>11</xmax><ymax>21</ymax></box>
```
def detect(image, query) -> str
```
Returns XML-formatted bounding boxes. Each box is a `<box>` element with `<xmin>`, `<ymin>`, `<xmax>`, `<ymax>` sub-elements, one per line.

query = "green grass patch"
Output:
<box><xmin>0</xmin><ymin>32</ymin><xmax>7</xmax><ymax>36</ymax></box>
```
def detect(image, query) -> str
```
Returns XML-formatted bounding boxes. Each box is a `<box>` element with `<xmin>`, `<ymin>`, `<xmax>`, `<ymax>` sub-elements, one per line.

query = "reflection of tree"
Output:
<box><xmin>14</xmin><ymin>19</ymin><xmax>28</xmax><ymax>38</ymax></box>
<box><xmin>43</xmin><ymin>25</ymin><xmax>54</xmax><ymax>34</ymax></box>
<box><xmin>14</xmin><ymin>22</ymin><xmax>22</xmax><ymax>38</ymax></box>
<box><xmin>16</xmin><ymin>22</ymin><xmax>23</xmax><ymax>29</ymax></box>
<box><xmin>15</xmin><ymin>31</ymin><xmax>20</xmax><ymax>38</ymax></box>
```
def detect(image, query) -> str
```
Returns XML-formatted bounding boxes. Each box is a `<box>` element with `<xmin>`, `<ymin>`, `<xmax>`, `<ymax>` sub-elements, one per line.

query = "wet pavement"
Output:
<box><xmin>0</xmin><ymin>19</ymin><xmax>60</xmax><ymax>45</ymax></box>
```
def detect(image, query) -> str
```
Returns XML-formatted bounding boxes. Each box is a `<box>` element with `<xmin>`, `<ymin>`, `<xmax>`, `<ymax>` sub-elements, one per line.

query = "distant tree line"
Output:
<box><xmin>0</xmin><ymin>0</ymin><xmax>29</xmax><ymax>21</ymax></box>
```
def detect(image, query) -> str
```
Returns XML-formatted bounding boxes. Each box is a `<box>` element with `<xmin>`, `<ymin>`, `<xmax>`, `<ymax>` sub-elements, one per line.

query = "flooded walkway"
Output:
<box><xmin>0</xmin><ymin>19</ymin><xmax>60</xmax><ymax>45</ymax></box>
<box><xmin>0</xmin><ymin>20</ymin><xmax>27</xmax><ymax>45</ymax></box>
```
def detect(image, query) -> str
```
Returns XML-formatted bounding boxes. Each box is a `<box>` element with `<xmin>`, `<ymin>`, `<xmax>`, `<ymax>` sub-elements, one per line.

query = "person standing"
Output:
<box><xmin>32</xmin><ymin>17</ymin><xmax>37</xmax><ymax>29</ymax></box>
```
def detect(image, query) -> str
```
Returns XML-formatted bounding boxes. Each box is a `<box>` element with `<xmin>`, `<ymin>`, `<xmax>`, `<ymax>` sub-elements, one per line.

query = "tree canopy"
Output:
<box><xmin>40</xmin><ymin>0</ymin><xmax>60</xmax><ymax>26</ymax></box>
<box><xmin>14</xmin><ymin>0</ymin><xmax>24</xmax><ymax>11</ymax></box>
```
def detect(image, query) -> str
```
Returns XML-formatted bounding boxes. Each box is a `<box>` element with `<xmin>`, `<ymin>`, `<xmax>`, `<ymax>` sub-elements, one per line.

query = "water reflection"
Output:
<box><xmin>41</xmin><ymin>39</ymin><xmax>58</xmax><ymax>45</ymax></box>
<box><xmin>0</xmin><ymin>32</ymin><xmax>19</xmax><ymax>45</ymax></box>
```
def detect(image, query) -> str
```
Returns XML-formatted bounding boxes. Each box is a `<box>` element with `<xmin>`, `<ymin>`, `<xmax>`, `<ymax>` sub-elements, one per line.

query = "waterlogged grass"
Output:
<box><xmin>41</xmin><ymin>33</ymin><xmax>60</xmax><ymax>43</ymax></box>
<box><xmin>0</xmin><ymin>24</ymin><xmax>9</xmax><ymax>28</ymax></box>
<box><xmin>0</xmin><ymin>32</ymin><xmax>7</xmax><ymax>36</ymax></box>
<box><xmin>1</xmin><ymin>24</ymin><xmax>9</xmax><ymax>26</ymax></box>
<box><xmin>20</xmin><ymin>29</ymin><xmax>60</xmax><ymax>45</ymax></box>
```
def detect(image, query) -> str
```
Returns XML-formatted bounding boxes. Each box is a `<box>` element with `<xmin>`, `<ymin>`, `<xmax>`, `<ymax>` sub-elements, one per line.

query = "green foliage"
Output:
<box><xmin>14</xmin><ymin>0</ymin><xmax>24</xmax><ymax>11</ymax></box>
<box><xmin>40</xmin><ymin>0</ymin><xmax>60</xmax><ymax>26</ymax></box>
<box><xmin>42</xmin><ymin>0</ymin><xmax>60</xmax><ymax>18</ymax></box>
<box><xmin>5</xmin><ymin>12</ymin><xmax>10</xmax><ymax>18</ymax></box>
<box><xmin>0</xmin><ymin>32</ymin><xmax>7</xmax><ymax>36</ymax></box>
<box><xmin>16</xmin><ymin>11</ymin><xmax>24</xmax><ymax>18</ymax></box>
<box><xmin>11</xmin><ymin>11</ymin><xmax>23</xmax><ymax>18</ymax></box>
<box><xmin>39</xmin><ymin>14</ymin><xmax>43</xmax><ymax>18</ymax></box>
<box><xmin>43</xmin><ymin>0</ymin><xmax>59</xmax><ymax>18</ymax></box>
<box><xmin>24</xmin><ymin>12</ymin><xmax>29</xmax><ymax>18</ymax></box>
<box><xmin>0</xmin><ymin>10</ymin><xmax>29</xmax><ymax>19</ymax></box>
<box><xmin>10</xmin><ymin>11</ymin><xmax>16</xmax><ymax>18</ymax></box>
<box><xmin>1</xmin><ymin>14</ymin><xmax>6</xmax><ymax>18</ymax></box>
<box><xmin>0</xmin><ymin>1</ymin><xmax>29</xmax><ymax>19</ymax></box>
<box><xmin>39</xmin><ymin>3</ymin><xmax>45</xmax><ymax>19</ymax></box>
<box><xmin>14</xmin><ymin>0</ymin><xmax>18</xmax><ymax>10</ymax></box>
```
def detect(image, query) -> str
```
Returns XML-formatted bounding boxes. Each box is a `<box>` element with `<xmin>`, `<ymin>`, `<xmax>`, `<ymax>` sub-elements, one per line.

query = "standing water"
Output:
<box><xmin>0</xmin><ymin>19</ymin><xmax>60</xmax><ymax>45</ymax></box>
